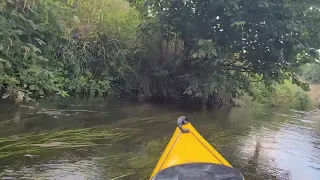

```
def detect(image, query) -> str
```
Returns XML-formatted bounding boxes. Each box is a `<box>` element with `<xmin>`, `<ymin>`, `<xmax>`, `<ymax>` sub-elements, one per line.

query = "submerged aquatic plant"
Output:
<box><xmin>96</xmin><ymin>137</ymin><xmax>169</xmax><ymax>179</ymax></box>
<box><xmin>0</xmin><ymin>126</ymin><xmax>140</xmax><ymax>160</ymax></box>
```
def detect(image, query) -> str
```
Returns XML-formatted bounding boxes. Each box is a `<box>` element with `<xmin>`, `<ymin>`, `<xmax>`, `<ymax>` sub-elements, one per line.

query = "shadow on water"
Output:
<box><xmin>0</xmin><ymin>98</ymin><xmax>319</xmax><ymax>179</ymax></box>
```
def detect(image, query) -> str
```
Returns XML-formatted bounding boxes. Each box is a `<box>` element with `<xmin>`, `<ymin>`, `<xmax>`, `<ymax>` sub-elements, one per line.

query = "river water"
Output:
<box><xmin>0</xmin><ymin>98</ymin><xmax>319</xmax><ymax>180</ymax></box>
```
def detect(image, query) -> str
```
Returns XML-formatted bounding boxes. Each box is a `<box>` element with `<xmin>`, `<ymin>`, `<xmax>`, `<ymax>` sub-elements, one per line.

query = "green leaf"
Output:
<box><xmin>30</xmin><ymin>44</ymin><xmax>42</xmax><ymax>53</ymax></box>
<box><xmin>38</xmin><ymin>56</ymin><xmax>49</xmax><ymax>61</ymax></box>
<box><xmin>198</xmin><ymin>39</ymin><xmax>205</xmax><ymax>45</ymax></box>
<box><xmin>234</xmin><ymin>3</ymin><xmax>239</xmax><ymax>10</ymax></box>
<box><xmin>34</xmin><ymin>38</ymin><xmax>46</xmax><ymax>45</ymax></box>
<box><xmin>231</xmin><ymin>21</ymin><xmax>246</xmax><ymax>27</ymax></box>
<box><xmin>39</xmin><ymin>90</ymin><xmax>44</xmax><ymax>95</ymax></box>
<box><xmin>15</xmin><ymin>29</ymin><xmax>25</xmax><ymax>35</ymax></box>
<box><xmin>29</xmin><ymin>84</ymin><xmax>39</xmax><ymax>91</ymax></box>
<box><xmin>192</xmin><ymin>52</ymin><xmax>199</xmax><ymax>58</ymax></box>
<box><xmin>57</xmin><ymin>90</ymin><xmax>69</xmax><ymax>97</ymax></box>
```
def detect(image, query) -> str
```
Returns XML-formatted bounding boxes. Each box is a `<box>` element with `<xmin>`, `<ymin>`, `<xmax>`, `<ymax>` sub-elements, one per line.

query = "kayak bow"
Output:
<box><xmin>150</xmin><ymin>116</ymin><xmax>244</xmax><ymax>180</ymax></box>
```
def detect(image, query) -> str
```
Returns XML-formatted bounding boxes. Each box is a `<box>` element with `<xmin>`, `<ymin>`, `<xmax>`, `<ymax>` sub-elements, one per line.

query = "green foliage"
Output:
<box><xmin>133</xmin><ymin>0</ymin><xmax>320</xmax><ymax>104</ymax></box>
<box><xmin>0</xmin><ymin>0</ymin><xmax>318</xmax><ymax>109</ymax></box>
<box><xmin>0</xmin><ymin>0</ymin><xmax>62</xmax><ymax>101</ymax></box>
<box><xmin>233</xmin><ymin>91</ymin><xmax>254</xmax><ymax>107</ymax></box>
<box><xmin>299</xmin><ymin>63</ymin><xmax>320</xmax><ymax>84</ymax></box>
<box><xmin>46</xmin><ymin>0</ymin><xmax>141</xmax><ymax>97</ymax></box>
<box><xmin>145</xmin><ymin>0</ymin><xmax>320</xmax><ymax>78</ymax></box>
<box><xmin>0</xmin><ymin>0</ymin><xmax>141</xmax><ymax>101</ymax></box>
<box><xmin>247</xmin><ymin>80</ymin><xmax>312</xmax><ymax>110</ymax></box>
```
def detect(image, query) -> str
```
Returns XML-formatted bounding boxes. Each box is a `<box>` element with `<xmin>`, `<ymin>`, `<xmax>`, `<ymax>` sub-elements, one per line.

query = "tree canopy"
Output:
<box><xmin>142</xmin><ymin>0</ymin><xmax>320</xmax><ymax>83</ymax></box>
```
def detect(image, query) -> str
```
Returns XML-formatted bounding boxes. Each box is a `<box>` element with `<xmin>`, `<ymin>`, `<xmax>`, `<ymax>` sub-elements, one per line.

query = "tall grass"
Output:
<box><xmin>236</xmin><ymin>80</ymin><xmax>312</xmax><ymax>110</ymax></box>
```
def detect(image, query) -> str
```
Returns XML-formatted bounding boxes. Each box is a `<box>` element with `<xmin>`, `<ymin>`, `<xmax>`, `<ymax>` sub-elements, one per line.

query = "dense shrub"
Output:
<box><xmin>299</xmin><ymin>63</ymin><xmax>320</xmax><ymax>84</ymax></box>
<box><xmin>0</xmin><ymin>0</ymin><xmax>141</xmax><ymax>101</ymax></box>
<box><xmin>239</xmin><ymin>80</ymin><xmax>312</xmax><ymax>110</ymax></box>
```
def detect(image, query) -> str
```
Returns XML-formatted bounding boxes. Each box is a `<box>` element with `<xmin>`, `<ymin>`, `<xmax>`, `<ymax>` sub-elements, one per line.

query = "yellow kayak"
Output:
<box><xmin>150</xmin><ymin>116</ymin><xmax>244</xmax><ymax>180</ymax></box>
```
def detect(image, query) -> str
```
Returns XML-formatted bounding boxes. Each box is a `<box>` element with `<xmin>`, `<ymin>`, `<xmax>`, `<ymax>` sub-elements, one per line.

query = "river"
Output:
<box><xmin>0</xmin><ymin>98</ymin><xmax>319</xmax><ymax>180</ymax></box>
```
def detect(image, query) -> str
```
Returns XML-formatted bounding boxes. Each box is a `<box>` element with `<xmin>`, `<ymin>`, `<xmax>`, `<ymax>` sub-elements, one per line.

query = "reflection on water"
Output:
<box><xmin>0</xmin><ymin>98</ymin><xmax>319</xmax><ymax>180</ymax></box>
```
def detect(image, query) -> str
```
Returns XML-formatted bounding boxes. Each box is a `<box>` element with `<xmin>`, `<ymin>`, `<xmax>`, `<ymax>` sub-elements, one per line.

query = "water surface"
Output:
<box><xmin>0</xmin><ymin>98</ymin><xmax>319</xmax><ymax>180</ymax></box>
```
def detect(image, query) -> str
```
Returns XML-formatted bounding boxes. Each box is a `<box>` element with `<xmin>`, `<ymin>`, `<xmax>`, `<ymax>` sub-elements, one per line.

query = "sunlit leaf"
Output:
<box><xmin>231</xmin><ymin>21</ymin><xmax>246</xmax><ymax>27</ymax></box>
<box><xmin>29</xmin><ymin>84</ymin><xmax>39</xmax><ymax>90</ymax></box>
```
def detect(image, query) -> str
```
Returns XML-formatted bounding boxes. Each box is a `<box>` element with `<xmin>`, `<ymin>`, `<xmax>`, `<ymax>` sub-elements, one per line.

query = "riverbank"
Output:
<box><xmin>1</xmin><ymin>79</ymin><xmax>314</xmax><ymax>111</ymax></box>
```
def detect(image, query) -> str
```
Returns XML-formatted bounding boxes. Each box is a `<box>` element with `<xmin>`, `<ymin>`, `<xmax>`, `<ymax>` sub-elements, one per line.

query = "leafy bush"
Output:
<box><xmin>0</xmin><ymin>0</ymin><xmax>141</xmax><ymax>101</ymax></box>
<box><xmin>0</xmin><ymin>0</ymin><xmax>66</xmax><ymax>101</ymax></box>
<box><xmin>127</xmin><ymin>0</ymin><xmax>320</xmax><ymax>105</ymax></box>
<box><xmin>299</xmin><ymin>63</ymin><xmax>320</xmax><ymax>84</ymax></box>
<box><xmin>246</xmin><ymin>80</ymin><xmax>312</xmax><ymax>110</ymax></box>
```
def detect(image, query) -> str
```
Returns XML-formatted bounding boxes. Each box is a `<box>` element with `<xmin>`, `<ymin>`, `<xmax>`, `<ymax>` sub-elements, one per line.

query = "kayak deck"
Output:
<box><xmin>150</xmin><ymin>123</ymin><xmax>233</xmax><ymax>179</ymax></box>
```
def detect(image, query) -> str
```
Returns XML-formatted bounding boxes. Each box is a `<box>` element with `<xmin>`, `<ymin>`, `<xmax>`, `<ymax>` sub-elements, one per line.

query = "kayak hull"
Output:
<box><xmin>150</xmin><ymin>163</ymin><xmax>243</xmax><ymax>180</ymax></box>
<box><xmin>150</xmin><ymin>123</ymin><xmax>234</xmax><ymax>179</ymax></box>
